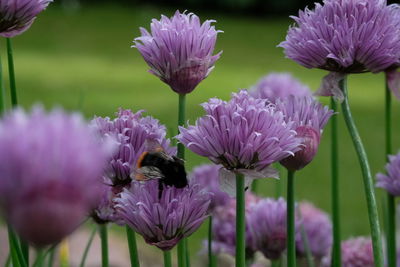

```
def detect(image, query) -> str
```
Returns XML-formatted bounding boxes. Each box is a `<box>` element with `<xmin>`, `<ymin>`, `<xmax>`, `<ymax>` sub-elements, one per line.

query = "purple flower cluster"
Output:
<box><xmin>133</xmin><ymin>11</ymin><xmax>222</xmax><ymax>94</ymax></box>
<box><xmin>280</xmin><ymin>0</ymin><xmax>400</xmax><ymax>74</ymax></box>
<box><xmin>0</xmin><ymin>0</ymin><xmax>52</xmax><ymax>38</ymax></box>
<box><xmin>250</xmin><ymin>72</ymin><xmax>312</xmax><ymax>103</ymax></box>
<box><xmin>116</xmin><ymin>180</ymin><xmax>211</xmax><ymax>250</ymax></box>
<box><xmin>376</xmin><ymin>152</ymin><xmax>400</xmax><ymax>196</ymax></box>
<box><xmin>178</xmin><ymin>90</ymin><xmax>301</xmax><ymax>177</ymax></box>
<box><xmin>0</xmin><ymin>107</ymin><xmax>114</xmax><ymax>247</ymax></box>
<box><xmin>296</xmin><ymin>202</ymin><xmax>332</xmax><ymax>259</ymax></box>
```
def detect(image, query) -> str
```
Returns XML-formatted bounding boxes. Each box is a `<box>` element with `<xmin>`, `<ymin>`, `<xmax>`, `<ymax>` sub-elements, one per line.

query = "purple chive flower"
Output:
<box><xmin>276</xmin><ymin>96</ymin><xmax>334</xmax><ymax>171</ymax></box>
<box><xmin>190</xmin><ymin>163</ymin><xmax>230</xmax><ymax>211</ymax></box>
<box><xmin>91</xmin><ymin>108</ymin><xmax>175</xmax><ymax>187</ymax></box>
<box><xmin>115</xmin><ymin>180</ymin><xmax>211</xmax><ymax>251</ymax></box>
<box><xmin>133</xmin><ymin>10</ymin><xmax>222</xmax><ymax>95</ymax></box>
<box><xmin>177</xmin><ymin>90</ymin><xmax>301</xmax><ymax>191</ymax></box>
<box><xmin>248</xmin><ymin>198</ymin><xmax>288</xmax><ymax>260</ymax></box>
<box><xmin>376</xmin><ymin>152</ymin><xmax>400</xmax><ymax>196</ymax></box>
<box><xmin>341</xmin><ymin>237</ymin><xmax>374</xmax><ymax>267</ymax></box>
<box><xmin>210</xmin><ymin>193</ymin><xmax>259</xmax><ymax>257</ymax></box>
<box><xmin>91</xmin><ymin>184</ymin><xmax>122</xmax><ymax>224</ymax></box>
<box><xmin>250</xmin><ymin>72</ymin><xmax>312</xmax><ymax>103</ymax></box>
<box><xmin>280</xmin><ymin>0</ymin><xmax>400</xmax><ymax>100</ymax></box>
<box><xmin>0</xmin><ymin>0</ymin><xmax>52</xmax><ymax>38</ymax></box>
<box><xmin>0</xmin><ymin>107</ymin><xmax>114</xmax><ymax>247</ymax></box>
<box><xmin>296</xmin><ymin>202</ymin><xmax>332</xmax><ymax>260</ymax></box>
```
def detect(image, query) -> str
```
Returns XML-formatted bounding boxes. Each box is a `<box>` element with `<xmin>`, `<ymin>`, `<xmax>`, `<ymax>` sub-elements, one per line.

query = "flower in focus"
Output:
<box><xmin>280</xmin><ymin>0</ymin><xmax>400</xmax><ymax>100</ymax></box>
<box><xmin>0</xmin><ymin>107</ymin><xmax>114</xmax><ymax>247</ymax></box>
<box><xmin>0</xmin><ymin>0</ymin><xmax>52</xmax><ymax>38</ymax></box>
<box><xmin>277</xmin><ymin>96</ymin><xmax>334</xmax><ymax>171</ymax></box>
<box><xmin>250</xmin><ymin>72</ymin><xmax>312</xmax><ymax>103</ymax></box>
<box><xmin>296</xmin><ymin>202</ymin><xmax>332</xmax><ymax>260</ymax></box>
<box><xmin>376</xmin><ymin>152</ymin><xmax>400</xmax><ymax>196</ymax></box>
<box><xmin>91</xmin><ymin>108</ymin><xmax>175</xmax><ymax>187</ymax></box>
<box><xmin>177</xmin><ymin>90</ymin><xmax>301</xmax><ymax>192</ymax></box>
<box><xmin>248</xmin><ymin>198</ymin><xmax>288</xmax><ymax>260</ymax></box>
<box><xmin>116</xmin><ymin>180</ymin><xmax>211</xmax><ymax>251</ymax></box>
<box><xmin>210</xmin><ymin>193</ymin><xmax>259</xmax><ymax>258</ymax></box>
<box><xmin>133</xmin><ymin>10</ymin><xmax>222</xmax><ymax>94</ymax></box>
<box><xmin>190</xmin><ymin>163</ymin><xmax>230</xmax><ymax>211</ymax></box>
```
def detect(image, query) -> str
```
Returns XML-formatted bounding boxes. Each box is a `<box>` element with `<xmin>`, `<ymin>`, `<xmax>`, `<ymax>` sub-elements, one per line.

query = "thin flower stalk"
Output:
<box><xmin>236</xmin><ymin>173</ymin><xmax>245</xmax><ymax>267</ymax></box>
<box><xmin>126</xmin><ymin>227</ymin><xmax>140</xmax><ymax>267</ymax></box>
<box><xmin>164</xmin><ymin>250</ymin><xmax>172</xmax><ymax>267</ymax></box>
<box><xmin>6</xmin><ymin>38</ymin><xmax>17</xmax><ymax>107</ymax></box>
<box><xmin>287</xmin><ymin>170</ymin><xmax>296</xmax><ymax>267</ymax></box>
<box><xmin>340</xmin><ymin>77</ymin><xmax>384</xmax><ymax>267</ymax></box>
<box><xmin>79</xmin><ymin>227</ymin><xmax>97</xmax><ymax>267</ymax></box>
<box><xmin>99</xmin><ymin>225</ymin><xmax>109</xmax><ymax>267</ymax></box>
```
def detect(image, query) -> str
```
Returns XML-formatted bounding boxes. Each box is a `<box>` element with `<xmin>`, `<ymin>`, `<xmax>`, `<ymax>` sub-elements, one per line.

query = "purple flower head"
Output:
<box><xmin>296</xmin><ymin>202</ymin><xmax>332</xmax><ymax>259</ymax></box>
<box><xmin>250</xmin><ymin>72</ymin><xmax>312</xmax><ymax>103</ymax></box>
<box><xmin>248</xmin><ymin>198</ymin><xmax>288</xmax><ymax>260</ymax></box>
<box><xmin>178</xmin><ymin>90</ymin><xmax>301</xmax><ymax>184</ymax></box>
<box><xmin>341</xmin><ymin>237</ymin><xmax>374</xmax><ymax>267</ymax></box>
<box><xmin>211</xmin><ymin>193</ymin><xmax>260</xmax><ymax>257</ymax></box>
<box><xmin>91</xmin><ymin>184</ymin><xmax>123</xmax><ymax>225</ymax></box>
<box><xmin>133</xmin><ymin>10</ymin><xmax>222</xmax><ymax>94</ymax></box>
<box><xmin>189</xmin><ymin>163</ymin><xmax>230</xmax><ymax>211</ymax></box>
<box><xmin>115</xmin><ymin>180</ymin><xmax>211</xmax><ymax>251</ymax></box>
<box><xmin>276</xmin><ymin>96</ymin><xmax>334</xmax><ymax>171</ymax></box>
<box><xmin>91</xmin><ymin>108</ymin><xmax>175</xmax><ymax>187</ymax></box>
<box><xmin>0</xmin><ymin>0</ymin><xmax>52</xmax><ymax>38</ymax></box>
<box><xmin>0</xmin><ymin>107</ymin><xmax>114</xmax><ymax>247</ymax></box>
<box><xmin>376</xmin><ymin>152</ymin><xmax>400</xmax><ymax>196</ymax></box>
<box><xmin>280</xmin><ymin>0</ymin><xmax>400</xmax><ymax>74</ymax></box>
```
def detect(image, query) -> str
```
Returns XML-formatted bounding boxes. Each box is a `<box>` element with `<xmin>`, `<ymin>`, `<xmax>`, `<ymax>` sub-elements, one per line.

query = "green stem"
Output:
<box><xmin>340</xmin><ymin>76</ymin><xmax>384</xmax><ymax>267</ymax></box>
<box><xmin>7</xmin><ymin>224</ymin><xmax>26</xmax><ymax>267</ymax></box>
<box><xmin>79</xmin><ymin>227</ymin><xmax>97</xmax><ymax>267</ymax></box>
<box><xmin>33</xmin><ymin>249</ymin><xmax>44</xmax><ymax>267</ymax></box>
<box><xmin>164</xmin><ymin>250</ymin><xmax>172</xmax><ymax>267</ymax></box>
<box><xmin>177</xmin><ymin>93</ymin><xmax>187</xmax><ymax>267</ymax></box>
<box><xmin>271</xmin><ymin>260</ymin><xmax>281</xmax><ymax>267</ymax></box>
<box><xmin>0</xmin><ymin>42</ymin><xmax>5</xmax><ymax>114</ymax></box>
<box><xmin>330</xmin><ymin>97</ymin><xmax>341</xmax><ymax>267</ymax></box>
<box><xmin>385</xmin><ymin>74</ymin><xmax>396</xmax><ymax>267</ymax></box>
<box><xmin>20</xmin><ymin>239</ymin><xmax>29</xmax><ymax>266</ymax></box>
<box><xmin>47</xmin><ymin>246</ymin><xmax>56</xmax><ymax>267</ymax></box>
<box><xmin>287</xmin><ymin>170</ymin><xmax>296</xmax><ymax>267</ymax></box>
<box><xmin>185</xmin><ymin>238</ymin><xmax>190</xmax><ymax>267</ymax></box>
<box><xmin>6</xmin><ymin>38</ymin><xmax>17</xmax><ymax>107</ymax></box>
<box><xmin>275</xmin><ymin>164</ymin><xmax>282</xmax><ymax>198</ymax></box>
<box><xmin>99</xmin><ymin>224</ymin><xmax>109</xmax><ymax>267</ymax></box>
<box><xmin>300</xmin><ymin>223</ymin><xmax>314</xmax><ymax>267</ymax></box>
<box><xmin>126</xmin><ymin>226</ymin><xmax>140</xmax><ymax>267</ymax></box>
<box><xmin>208</xmin><ymin>217</ymin><xmax>216</xmax><ymax>267</ymax></box>
<box><xmin>236</xmin><ymin>173</ymin><xmax>245</xmax><ymax>267</ymax></box>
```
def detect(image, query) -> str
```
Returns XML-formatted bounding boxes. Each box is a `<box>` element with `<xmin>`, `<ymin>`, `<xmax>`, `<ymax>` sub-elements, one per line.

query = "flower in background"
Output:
<box><xmin>116</xmin><ymin>180</ymin><xmax>211</xmax><ymax>250</ymax></box>
<box><xmin>279</xmin><ymin>0</ymin><xmax>400</xmax><ymax>100</ymax></box>
<box><xmin>177</xmin><ymin>90</ymin><xmax>301</xmax><ymax>193</ymax></box>
<box><xmin>133</xmin><ymin>10</ymin><xmax>222</xmax><ymax>95</ymax></box>
<box><xmin>190</xmin><ymin>163</ymin><xmax>230</xmax><ymax>211</ymax></box>
<box><xmin>376</xmin><ymin>152</ymin><xmax>400</xmax><ymax>196</ymax></box>
<box><xmin>210</xmin><ymin>193</ymin><xmax>259</xmax><ymax>258</ymax></box>
<box><xmin>0</xmin><ymin>0</ymin><xmax>52</xmax><ymax>38</ymax></box>
<box><xmin>91</xmin><ymin>108</ymin><xmax>175</xmax><ymax>187</ymax></box>
<box><xmin>0</xmin><ymin>107</ymin><xmax>114</xmax><ymax>247</ymax></box>
<box><xmin>250</xmin><ymin>72</ymin><xmax>312</xmax><ymax>103</ymax></box>
<box><xmin>248</xmin><ymin>198</ymin><xmax>288</xmax><ymax>260</ymax></box>
<box><xmin>277</xmin><ymin>96</ymin><xmax>334</xmax><ymax>171</ymax></box>
<box><xmin>296</xmin><ymin>202</ymin><xmax>332</xmax><ymax>260</ymax></box>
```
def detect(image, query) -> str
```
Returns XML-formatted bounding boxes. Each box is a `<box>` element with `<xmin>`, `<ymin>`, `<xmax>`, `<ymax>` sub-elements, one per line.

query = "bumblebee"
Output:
<box><xmin>135</xmin><ymin>142</ymin><xmax>188</xmax><ymax>197</ymax></box>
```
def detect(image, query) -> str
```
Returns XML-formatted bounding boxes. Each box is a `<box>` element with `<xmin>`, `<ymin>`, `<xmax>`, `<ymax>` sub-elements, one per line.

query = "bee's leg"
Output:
<box><xmin>158</xmin><ymin>180</ymin><xmax>164</xmax><ymax>199</ymax></box>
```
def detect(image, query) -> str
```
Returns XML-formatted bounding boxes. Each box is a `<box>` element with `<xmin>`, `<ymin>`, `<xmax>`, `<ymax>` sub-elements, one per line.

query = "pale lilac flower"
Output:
<box><xmin>376</xmin><ymin>152</ymin><xmax>400</xmax><ymax>196</ymax></box>
<box><xmin>133</xmin><ymin>11</ymin><xmax>222</xmax><ymax>94</ymax></box>
<box><xmin>341</xmin><ymin>237</ymin><xmax>374</xmax><ymax>267</ymax></box>
<box><xmin>91</xmin><ymin>184</ymin><xmax>121</xmax><ymax>224</ymax></box>
<box><xmin>210</xmin><ymin>193</ymin><xmax>260</xmax><ymax>257</ymax></box>
<box><xmin>277</xmin><ymin>96</ymin><xmax>334</xmax><ymax>170</ymax></box>
<box><xmin>280</xmin><ymin>0</ymin><xmax>400</xmax><ymax>100</ymax></box>
<box><xmin>91</xmin><ymin>108</ymin><xmax>175</xmax><ymax>187</ymax></box>
<box><xmin>190</xmin><ymin>163</ymin><xmax>230</xmax><ymax>211</ymax></box>
<box><xmin>0</xmin><ymin>0</ymin><xmax>52</xmax><ymax>37</ymax></box>
<box><xmin>296</xmin><ymin>202</ymin><xmax>332</xmax><ymax>259</ymax></box>
<box><xmin>177</xmin><ymin>90</ymin><xmax>301</xmax><ymax>191</ymax></box>
<box><xmin>115</xmin><ymin>180</ymin><xmax>211</xmax><ymax>250</ymax></box>
<box><xmin>250</xmin><ymin>72</ymin><xmax>312</xmax><ymax>103</ymax></box>
<box><xmin>248</xmin><ymin>198</ymin><xmax>288</xmax><ymax>260</ymax></box>
<box><xmin>0</xmin><ymin>107</ymin><xmax>114</xmax><ymax>247</ymax></box>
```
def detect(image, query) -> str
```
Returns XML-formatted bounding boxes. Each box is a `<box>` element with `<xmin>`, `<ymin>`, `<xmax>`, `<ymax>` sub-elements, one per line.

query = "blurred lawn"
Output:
<box><xmin>3</xmin><ymin>2</ymin><xmax>400</xmax><ymax>263</ymax></box>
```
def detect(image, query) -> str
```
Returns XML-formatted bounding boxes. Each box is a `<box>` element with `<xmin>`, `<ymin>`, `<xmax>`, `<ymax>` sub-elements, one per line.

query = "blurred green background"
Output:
<box><xmin>2</xmin><ymin>1</ymin><xmax>399</xmax><ymax>264</ymax></box>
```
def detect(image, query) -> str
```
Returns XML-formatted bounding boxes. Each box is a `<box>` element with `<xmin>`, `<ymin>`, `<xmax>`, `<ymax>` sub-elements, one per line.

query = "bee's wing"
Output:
<box><xmin>134</xmin><ymin>166</ymin><xmax>165</xmax><ymax>181</ymax></box>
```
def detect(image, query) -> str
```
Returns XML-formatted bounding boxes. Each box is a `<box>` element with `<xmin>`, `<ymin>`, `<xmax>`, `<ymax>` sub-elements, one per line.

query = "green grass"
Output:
<box><xmin>3</xmin><ymin>2</ymin><xmax>399</xmax><ymax>262</ymax></box>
